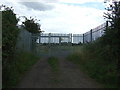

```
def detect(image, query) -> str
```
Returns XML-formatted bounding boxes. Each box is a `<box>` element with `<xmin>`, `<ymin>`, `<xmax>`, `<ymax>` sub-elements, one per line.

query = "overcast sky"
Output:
<box><xmin>1</xmin><ymin>0</ymin><xmax>106</xmax><ymax>34</ymax></box>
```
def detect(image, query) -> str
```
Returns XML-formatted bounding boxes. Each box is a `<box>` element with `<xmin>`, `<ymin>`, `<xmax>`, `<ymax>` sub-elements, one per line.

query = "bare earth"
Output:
<box><xmin>17</xmin><ymin>57</ymin><xmax>103</xmax><ymax>88</ymax></box>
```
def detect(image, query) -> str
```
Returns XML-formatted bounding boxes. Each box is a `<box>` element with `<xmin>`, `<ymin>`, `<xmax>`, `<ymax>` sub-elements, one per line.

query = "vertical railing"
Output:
<box><xmin>83</xmin><ymin>34</ymin><xmax>84</xmax><ymax>43</ymax></box>
<box><xmin>48</xmin><ymin>33</ymin><xmax>51</xmax><ymax>46</ymax></box>
<box><xmin>90</xmin><ymin>29</ymin><xmax>92</xmax><ymax>42</ymax></box>
<box><xmin>83</xmin><ymin>21</ymin><xmax>108</xmax><ymax>43</ymax></box>
<box><xmin>35</xmin><ymin>21</ymin><xmax>109</xmax><ymax>44</ymax></box>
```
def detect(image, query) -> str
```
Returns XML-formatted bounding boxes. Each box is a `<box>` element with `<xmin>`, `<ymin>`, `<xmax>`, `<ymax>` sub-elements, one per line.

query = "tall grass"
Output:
<box><xmin>66</xmin><ymin>39</ymin><xmax>118</xmax><ymax>88</ymax></box>
<box><xmin>3</xmin><ymin>51</ymin><xmax>40</xmax><ymax>88</ymax></box>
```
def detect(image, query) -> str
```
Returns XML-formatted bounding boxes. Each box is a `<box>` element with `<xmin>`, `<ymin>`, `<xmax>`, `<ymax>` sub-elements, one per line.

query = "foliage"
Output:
<box><xmin>66</xmin><ymin>1</ymin><xmax>120</xmax><ymax>88</ymax></box>
<box><xmin>1</xmin><ymin>4</ymin><xmax>19</xmax><ymax>77</ymax></box>
<box><xmin>1</xmin><ymin>5</ymin><xmax>19</xmax><ymax>88</ymax></box>
<box><xmin>3</xmin><ymin>51</ymin><xmax>39</xmax><ymax>88</ymax></box>
<box><xmin>22</xmin><ymin>17</ymin><xmax>42</xmax><ymax>46</ymax></box>
<box><xmin>103</xmin><ymin>1</ymin><xmax>120</xmax><ymax>46</ymax></box>
<box><xmin>103</xmin><ymin>1</ymin><xmax>120</xmax><ymax>52</ymax></box>
<box><xmin>1</xmin><ymin>5</ymin><xmax>41</xmax><ymax>88</ymax></box>
<box><xmin>67</xmin><ymin>41</ymin><xmax>118</xmax><ymax>88</ymax></box>
<box><xmin>103</xmin><ymin>1</ymin><xmax>120</xmax><ymax>87</ymax></box>
<box><xmin>23</xmin><ymin>17</ymin><xmax>41</xmax><ymax>34</ymax></box>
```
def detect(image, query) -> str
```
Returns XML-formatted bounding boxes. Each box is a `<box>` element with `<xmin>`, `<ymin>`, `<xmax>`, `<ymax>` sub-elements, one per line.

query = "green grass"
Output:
<box><xmin>3</xmin><ymin>51</ymin><xmax>40</xmax><ymax>88</ymax></box>
<box><xmin>66</xmin><ymin>43</ymin><xmax>118</xmax><ymax>88</ymax></box>
<box><xmin>48</xmin><ymin>56</ymin><xmax>59</xmax><ymax>72</ymax></box>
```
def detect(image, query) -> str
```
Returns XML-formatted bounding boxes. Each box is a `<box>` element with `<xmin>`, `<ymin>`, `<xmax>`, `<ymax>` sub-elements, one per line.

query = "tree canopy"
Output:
<box><xmin>23</xmin><ymin>17</ymin><xmax>41</xmax><ymax>34</ymax></box>
<box><xmin>1</xmin><ymin>5</ymin><xmax>19</xmax><ymax>64</ymax></box>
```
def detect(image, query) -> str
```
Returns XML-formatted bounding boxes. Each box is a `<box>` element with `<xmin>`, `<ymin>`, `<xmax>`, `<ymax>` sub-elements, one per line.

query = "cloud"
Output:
<box><xmin>58</xmin><ymin>0</ymin><xmax>104</xmax><ymax>4</ymax></box>
<box><xmin>38</xmin><ymin>3</ymin><xmax>105</xmax><ymax>34</ymax></box>
<box><xmin>13</xmin><ymin>0</ymin><xmax>58</xmax><ymax>3</ymax></box>
<box><xmin>1</xmin><ymin>0</ymin><xmax>105</xmax><ymax>34</ymax></box>
<box><xmin>19</xmin><ymin>2</ymin><xmax>54</xmax><ymax>11</ymax></box>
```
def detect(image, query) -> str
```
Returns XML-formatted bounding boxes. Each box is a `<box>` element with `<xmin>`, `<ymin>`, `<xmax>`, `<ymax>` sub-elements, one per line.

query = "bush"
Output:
<box><xmin>66</xmin><ymin>39</ymin><xmax>118</xmax><ymax>88</ymax></box>
<box><xmin>1</xmin><ymin>5</ymin><xmax>20</xmax><ymax>88</ymax></box>
<box><xmin>3</xmin><ymin>51</ymin><xmax>39</xmax><ymax>88</ymax></box>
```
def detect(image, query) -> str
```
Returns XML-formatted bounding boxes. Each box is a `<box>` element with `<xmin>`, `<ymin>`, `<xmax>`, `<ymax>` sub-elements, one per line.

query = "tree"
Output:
<box><xmin>104</xmin><ymin>1</ymin><xmax>120</xmax><ymax>29</ymax></box>
<box><xmin>103</xmin><ymin>1</ymin><xmax>120</xmax><ymax>87</ymax></box>
<box><xmin>1</xmin><ymin>5</ymin><xmax>19</xmax><ymax>64</ymax></box>
<box><xmin>23</xmin><ymin>17</ymin><xmax>41</xmax><ymax>34</ymax></box>
<box><xmin>1</xmin><ymin>5</ymin><xmax>19</xmax><ymax>87</ymax></box>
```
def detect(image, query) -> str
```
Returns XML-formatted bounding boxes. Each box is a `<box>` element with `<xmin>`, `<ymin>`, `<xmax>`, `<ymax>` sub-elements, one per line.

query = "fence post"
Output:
<box><xmin>39</xmin><ymin>33</ymin><xmax>41</xmax><ymax>44</ymax></box>
<box><xmin>70</xmin><ymin>33</ymin><xmax>72</xmax><ymax>44</ymax></box>
<box><xmin>59</xmin><ymin>36</ymin><xmax>61</xmax><ymax>45</ymax></box>
<box><xmin>30</xmin><ymin>33</ymin><xmax>32</xmax><ymax>51</ymax></box>
<box><xmin>48</xmin><ymin>33</ymin><xmax>51</xmax><ymax>46</ymax></box>
<box><xmin>83</xmin><ymin>34</ymin><xmax>84</xmax><ymax>43</ymax></box>
<box><xmin>90</xmin><ymin>29</ymin><xmax>92</xmax><ymax>42</ymax></box>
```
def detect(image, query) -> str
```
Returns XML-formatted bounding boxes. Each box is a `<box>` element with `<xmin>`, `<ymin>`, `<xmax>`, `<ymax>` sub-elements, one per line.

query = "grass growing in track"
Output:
<box><xmin>47</xmin><ymin>56</ymin><xmax>60</xmax><ymax>84</ymax></box>
<box><xmin>3</xmin><ymin>51</ymin><xmax>40</xmax><ymax>88</ymax></box>
<box><xmin>48</xmin><ymin>56</ymin><xmax>59</xmax><ymax>72</ymax></box>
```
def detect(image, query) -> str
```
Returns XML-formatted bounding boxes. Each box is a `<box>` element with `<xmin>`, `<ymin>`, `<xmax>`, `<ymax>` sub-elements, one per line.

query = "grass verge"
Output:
<box><xmin>3</xmin><ymin>51</ymin><xmax>40</xmax><ymax>88</ymax></box>
<box><xmin>66</xmin><ymin>42</ymin><xmax>118</xmax><ymax>88</ymax></box>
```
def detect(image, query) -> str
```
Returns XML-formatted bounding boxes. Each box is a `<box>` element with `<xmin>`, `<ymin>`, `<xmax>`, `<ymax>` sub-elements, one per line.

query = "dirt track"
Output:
<box><xmin>17</xmin><ymin>46</ymin><xmax>103</xmax><ymax>88</ymax></box>
<box><xmin>17</xmin><ymin>59</ymin><xmax>102</xmax><ymax>88</ymax></box>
